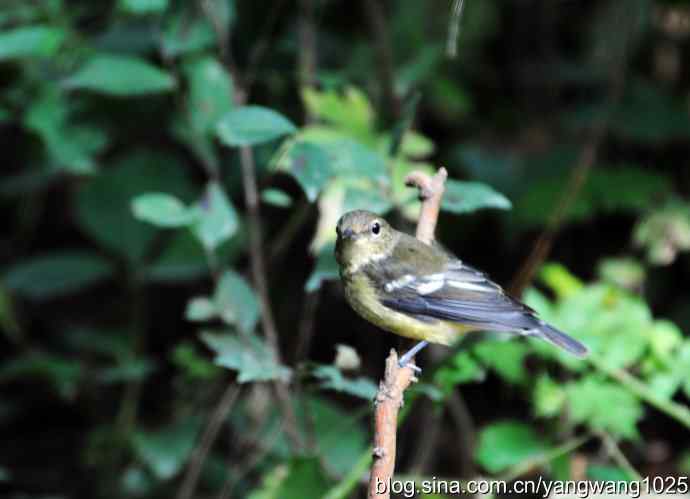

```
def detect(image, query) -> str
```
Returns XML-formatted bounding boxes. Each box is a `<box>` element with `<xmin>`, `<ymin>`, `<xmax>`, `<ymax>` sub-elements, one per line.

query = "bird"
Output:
<box><xmin>334</xmin><ymin>209</ymin><xmax>588</xmax><ymax>368</ymax></box>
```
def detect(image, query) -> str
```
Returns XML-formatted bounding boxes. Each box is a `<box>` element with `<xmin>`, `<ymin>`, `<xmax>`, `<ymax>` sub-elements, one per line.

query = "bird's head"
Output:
<box><xmin>335</xmin><ymin>210</ymin><xmax>396</xmax><ymax>271</ymax></box>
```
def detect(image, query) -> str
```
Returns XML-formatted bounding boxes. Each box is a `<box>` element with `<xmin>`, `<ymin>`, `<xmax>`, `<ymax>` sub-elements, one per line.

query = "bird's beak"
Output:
<box><xmin>341</xmin><ymin>228</ymin><xmax>355</xmax><ymax>239</ymax></box>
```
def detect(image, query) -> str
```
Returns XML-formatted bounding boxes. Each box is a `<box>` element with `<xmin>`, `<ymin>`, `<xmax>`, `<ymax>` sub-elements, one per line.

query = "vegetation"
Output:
<box><xmin>2</xmin><ymin>0</ymin><xmax>690</xmax><ymax>497</ymax></box>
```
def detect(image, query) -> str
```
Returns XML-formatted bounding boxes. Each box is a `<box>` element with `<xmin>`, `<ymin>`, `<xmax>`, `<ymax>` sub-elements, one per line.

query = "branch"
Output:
<box><xmin>405</xmin><ymin>167</ymin><xmax>448</xmax><ymax>244</ymax></box>
<box><xmin>177</xmin><ymin>384</ymin><xmax>240</xmax><ymax>499</ymax></box>
<box><xmin>367</xmin><ymin>351</ymin><xmax>416</xmax><ymax>499</ymax></box>
<box><xmin>367</xmin><ymin>167</ymin><xmax>448</xmax><ymax>499</ymax></box>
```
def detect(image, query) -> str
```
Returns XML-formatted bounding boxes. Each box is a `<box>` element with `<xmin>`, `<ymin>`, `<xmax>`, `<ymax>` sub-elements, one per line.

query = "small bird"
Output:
<box><xmin>334</xmin><ymin>210</ymin><xmax>588</xmax><ymax>367</ymax></box>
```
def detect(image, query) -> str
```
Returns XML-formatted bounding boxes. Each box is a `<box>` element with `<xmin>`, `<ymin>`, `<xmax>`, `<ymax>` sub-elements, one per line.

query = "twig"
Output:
<box><xmin>588</xmin><ymin>354</ymin><xmax>690</xmax><ymax>430</ymax></box>
<box><xmin>239</xmin><ymin>142</ymin><xmax>303</xmax><ymax>451</ymax></box>
<box><xmin>298</xmin><ymin>0</ymin><xmax>317</xmax><ymax>123</ymax></box>
<box><xmin>177</xmin><ymin>384</ymin><xmax>241</xmax><ymax>499</ymax></box>
<box><xmin>367</xmin><ymin>167</ymin><xmax>448</xmax><ymax>498</ymax></box>
<box><xmin>368</xmin><ymin>351</ymin><xmax>417</xmax><ymax>499</ymax></box>
<box><xmin>446</xmin><ymin>390</ymin><xmax>477</xmax><ymax>476</ymax></box>
<box><xmin>446</xmin><ymin>0</ymin><xmax>466</xmax><ymax>59</ymax></box>
<box><xmin>597</xmin><ymin>431</ymin><xmax>642</xmax><ymax>481</ymax></box>
<box><xmin>405</xmin><ymin>167</ymin><xmax>448</xmax><ymax>245</ymax></box>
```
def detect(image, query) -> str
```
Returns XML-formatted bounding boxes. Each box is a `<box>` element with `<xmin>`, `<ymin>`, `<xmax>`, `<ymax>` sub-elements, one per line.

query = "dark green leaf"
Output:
<box><xmin>75</xmin><ymin>151</ymin><xmax>195</xmax><ymax>262</ymax></box>
<box><xmin>65</xmin><ymin>54</ymin><xmax>176</xmax><ymax>96</ymax></box>
<box><xmin>133</xmin><ymin>418</ymin><xmax>201</xmax><ymax>480</ymax></box>
<box><xmin>4</xmin><ymin>251</ymin><xmax>113</xmax><ymax>300</ymax></box>
<box><xmin>216</xmin><ymin>106</ymin><xmax>296</xmax><ymax>146</ymax></box>
<box><xmin>248</xmin><ymin>457</ymin><xmax>333</xmax><ymax>499</ymax></box>
<box><xmin>213</xmin><ymin>270</ymin><xmax>259</xmax><ymax>333</ymax></box>
<box><xmin>0</xmin><ymin>25</ymin><xmax>65</xmax><ymax>60</ymax></box>
<box><xmin>183</xmin><ymin>56</ymin><xmax>234</xmax><ymax>134</ymax></box>
<box><xmin>442</xmin><ymin>179</ymin><xmax>511</xmax><ymax>214</ymax></box>
<box><xmin>192</xmin><ymin>182</ymin><xmax>239</xmax><ymax>251</ymax></box>
<box><xmin>475</xmin><ymin>421</ymin><xmax>551</xmax><ymax>473</ymax></box>
<box><xmin>0</xmin><ymin>352</ymin><xmax>82</xmax><ymax>399</ymax></box>
<box><xmin>201</xmin><ymin>331</ymin><xmax>291</xmax><ymax>383</ymax></box>
<box><xmin>312</xmin><ymin>365</ymin><xmax>377</xmax><ymax>400</ymax></box>
<box><xmin>119</xmin><ymin>0</ymin><xmax>168</xmax><ymax>15</ymax></box>
<box><xmin>276</xmin><ymin>141</ymin><xmax>333</xmax><ymax>201</ymax></box>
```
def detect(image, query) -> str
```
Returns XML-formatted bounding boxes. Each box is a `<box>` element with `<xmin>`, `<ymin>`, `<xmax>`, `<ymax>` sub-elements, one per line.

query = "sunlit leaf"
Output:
<box><xmin>201</xmin><ymin>331</ymin><xmax>291</xmax><ymax>383</ymax></box>
<box><xmin>247</xmin><ymin>457</ymin><xmax>332</xmax><ymax>499</ymax></box>
<box><xmin>566</xmin><ymin>376</ymin><xmax>643</xmax><ymax>439</ymax></box>
<box><xmin>475</xmin><ymin>421</ymin><xmax>551</xmax><ymax>473</ymax></box>
<box><xmin>185</xmin><ymin>296</ymin><xmax>217</xmax><ymax>322</ymax></box>
<box><xmin>65</xmin><ymin>54</ymin><xmax>176</xmax><ymax>96</ymax></box>
<box><xmin>216</xmin><ymin>106</ymin><xmax>296</xmax><ymax>146</ymax></box>
<box><xmin>433</xmin><ymin>350</ymin><xmax>485</xmax><ymax>396</ymax></box>
<box><xmin>533</xmin><ymin>374</ymin><xmax>566</xmax><ymax>418</ymax></box>
<box><xmin>261</xmin><ymin>188</ymin><xmax>293</xmax><ymax>208</ymax></box>
<box><xmin>473</xmin><ymin>340</ymin><xmax>528</xmax><ymax>385</ymax></box>
<box><xmin>131</xmin><ymin>193</ymin><xmax>197</xmax><ymax>227</ymax></box>
<box><xmin>4</xmin><ymin>251</ymin><xmax>113</xmax><ymax>300</ymax></box>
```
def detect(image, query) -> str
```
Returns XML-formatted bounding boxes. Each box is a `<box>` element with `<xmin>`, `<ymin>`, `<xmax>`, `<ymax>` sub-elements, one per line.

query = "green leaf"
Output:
<box><xmin>201</xmin><ymin>331</ymin><xmax>291</xmax><ymax>383</ymax></box>
<box><xmin>0</xmin><ymin>25</ymin><xmax>65</xmax><ymax>61</ymax></box>
<box><xmin>185</xmin><ymin>296</ymin><xmax>217</xmax><ymax>322</ymax></box>
<box><xmin>475</xmin><ymin>421</ymin><xmax>551</xmax><ymax>474</ymax></box>
<box><xmin>275</xmin><ymin>141</ymin><xmax>334</xmax><ymax>202</ymax></box>
<box><xmin>213</xmin><ymin>270</ymin><xmax>259</xmax><ymax>333</ymax></box>
<box><xmin>75</xmin><ymin>151</ymin><xmax>195</xmax><ymax>262</ymax></box>
<box><xmin>539</xmin><ymin>263</ymin><xmax>584</xmax><ymax>299</ymax></box>
<box><xmin>0</xmin><ymin>352</ymin><xmax>82</xmax><ymax>399</ymax></box>
<box><xmin>65</xmin><ymin>54</ymin><xmax>176</xmax><ymax>96</ymax></box>
<box><xmin>24</xmin><ymin>87</ymin><xmax>108</xmax><ymax>174</ymax></box>
<box><xmin>192</xmin><ymin>182</ymin><xmax>239</xmax><ymax>251</ymax></box>
<box><xmin>565</xmin><ymin>376</ymin><xmax>643</xmax><ymax>439</ymax></box>
<box><xmin>171</xmin><ymin>341</ymin><xmax>220</xmax><ymax>379</ymax></box>
<box><xmin>145</xmin><ymin>231</ymin><xmax>209</xmax><ymax>282</ymax></box>
<box><xmin>433</xmin><ymin>350</ymin><xmax>485</xmax><ymax>395</ymax></box>
<box><xmin>4</xmin><ymin>251</ymin><xmax>113</xmax><ymax>300</ymax></box>
<box><xmin>261</xmin><ymin>188</ymin><xmax>293</xmax><ymax>208</ymax></box>
<box><xmin>161</xmin><ymin>11</ymin><xmax>215</xmax><ymax>57</ymax></box>
<box><xmin>216</xmin><ymin>106</ymin><xmax>296</xmax><ymax>146</ymax></box>
<box><xmin>305</xmin><ymin>246</ymin><xmax>339</xmax><ymax>292</ymax></box>
<box><xmin>119</xmin><ymin>0</ymin><xmax>168</xmax><ymax>15</ymax></box>
<box><xmin>312</xmin><ymin>365</ymin><xmax>377</xmax><ymax>400</ymax></box>
<box><xmin>441</xmin><ymin>180</ymin><xmax>512</xmax><ymax>214</ymax></box>
<box><xmin>248</xmin><ymin>457</ymin><xmax>333</xmax><ymax>499</ymax></box>
<box><xmin>133</xmin><ymin>418</ymin><xmax>201</xmax><ymax>480</ymax></box>
<box><xmin>131</xmin><ymin>193</ymin><xmax>197</xmax><ymax>228</ymax></box>
<box><xmin>301</xmin><ymin>86</ymin><xmax>374</xmax><ymax>141</ymax></box>
<box><xmin>473</xmin><ymin>340</ymin><xmax>529</xmax><ymax>385</ymax></box>
<box><xmin>99</xmin><ymin>358</ymin><xmax>156</xmax><ymax>384</ymax></box>
<box><xmin>183</xmin><ymin>56</ymin><xmax>234</xmax><ymax>134</ymax></box>
<box><xmin>533</xmin><ymin>374</ymin><xmax>566</xmax><ymax>418</ymax></box>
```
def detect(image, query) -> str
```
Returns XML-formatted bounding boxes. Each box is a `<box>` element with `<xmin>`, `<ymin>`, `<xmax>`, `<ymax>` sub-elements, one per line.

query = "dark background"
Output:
<box><xmin>1</xmin><ymin>0</ymin><xmax>690</xmax><ymax>498</ymax></box>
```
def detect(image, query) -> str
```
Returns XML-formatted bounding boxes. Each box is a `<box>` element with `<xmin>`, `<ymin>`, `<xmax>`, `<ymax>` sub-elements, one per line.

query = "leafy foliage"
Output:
<box><xmin>2</xmin><ymin>1</ymin><xmax>690</xmax><ymax>497</ymax></box>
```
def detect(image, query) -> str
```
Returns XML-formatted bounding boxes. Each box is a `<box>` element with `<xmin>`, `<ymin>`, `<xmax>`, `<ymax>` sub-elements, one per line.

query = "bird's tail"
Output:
<box><xmin>529</xmin><ymin>323</ymin><xmax>589</xmax><ymax>357</ymax></box>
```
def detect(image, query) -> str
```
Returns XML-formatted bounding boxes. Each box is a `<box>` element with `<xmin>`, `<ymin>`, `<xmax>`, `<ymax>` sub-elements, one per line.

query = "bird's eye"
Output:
<box><xmin>371</xmin><ymin>221</ymin><xmax>381</xmax><ymax>236</ymax></box>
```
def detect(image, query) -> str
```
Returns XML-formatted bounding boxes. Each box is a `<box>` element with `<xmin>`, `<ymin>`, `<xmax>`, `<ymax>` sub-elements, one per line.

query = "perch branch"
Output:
<box><xmin>367</xmin><ymin>167</ymin><xmax>448</xmax><ymax>499</ymax></box>
<box><xmin>405</xmin><ymin>167</ymin><xmax>448</xmax><ymax>245</ymax></box>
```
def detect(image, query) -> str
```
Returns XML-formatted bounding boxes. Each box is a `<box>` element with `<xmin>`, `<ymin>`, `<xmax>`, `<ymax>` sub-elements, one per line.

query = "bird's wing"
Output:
<box><xmin>375</xmin><ymin>258</ymin><xmax>588</xmax><ymax>357</ymax></box>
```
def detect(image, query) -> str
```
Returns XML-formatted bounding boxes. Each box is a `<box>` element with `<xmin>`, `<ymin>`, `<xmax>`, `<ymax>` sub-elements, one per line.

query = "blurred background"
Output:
<box><xmin>2</xmin><ymin>0</ymin><xmax>690</xmax><ymax>497</ymax></box>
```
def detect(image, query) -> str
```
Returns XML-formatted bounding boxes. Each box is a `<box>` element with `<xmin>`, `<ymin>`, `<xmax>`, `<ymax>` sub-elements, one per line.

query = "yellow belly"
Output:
<box><xmin>342</xmin><ymin>273</ymin><xmax>473</xmax><ymax>345</ymax></box>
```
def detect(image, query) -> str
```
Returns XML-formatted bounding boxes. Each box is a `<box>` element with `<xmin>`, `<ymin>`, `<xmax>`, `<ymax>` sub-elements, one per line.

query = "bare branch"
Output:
<box><xmin>405</xmin><ymin>167</ymin><xmax>448</xmax><ymax>244</ymax></box>
<box><xmin>367</xmin><ymin>167</ymin><xmax>448</xmax><ymax>498</ymax></box>
<box><xmin>367</xmin><ymin>351</ymin><xmax>416</xmax><ymax>499</ymax></box>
